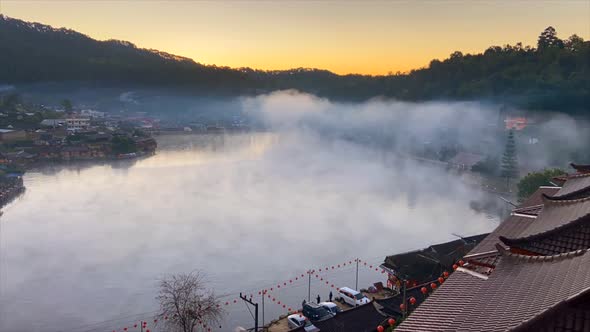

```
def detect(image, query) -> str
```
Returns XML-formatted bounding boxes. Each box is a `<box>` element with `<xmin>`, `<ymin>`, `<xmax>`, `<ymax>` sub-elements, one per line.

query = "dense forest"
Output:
<box><xmin>1</xmin><ymin>15</ymin><xmax>588</xmax><ymax>112</ymax></box>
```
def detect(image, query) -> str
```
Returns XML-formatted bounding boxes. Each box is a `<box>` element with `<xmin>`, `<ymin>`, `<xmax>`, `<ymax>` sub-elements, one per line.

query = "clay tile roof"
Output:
<box><xmin>508</xmin><ymin>195</ymin><xmax>590</xmax><ymax>240</ymax></box>
<box><xmin>570</xmin><ymin>163</ymin><xmax>590</xmax><ymax>174</ymax></box>
<box><xmin>553</xmin><ymin>173</ymin><xmax>590</xmax><ymax>199</ymax></box>
<box><xmin>499</xmin><ymin>214</ymin><xmax>590</xmax><ymax>255</ymax></box>
<box><xmin>396</xmin><ymin>248</ymin><xmax>590</xmax><ymax>332</ymax></box>
<box><xmin>394</xmin><ymin>270</ymin><xmax>487</xmax><ymax>332</ymax></box>
<box><xmin>518</xmin><ymin>186</ymin><xmax>560</xmax><ymax>208</ymax></box>
<box><xmin>466</xmin><ymin>214</ymin><xmax>536</xmax><ymax>256</ymax></box>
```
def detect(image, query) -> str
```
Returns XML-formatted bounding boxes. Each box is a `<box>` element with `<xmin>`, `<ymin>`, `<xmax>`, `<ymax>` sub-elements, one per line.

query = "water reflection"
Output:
<box><xmin>0</xmin><ymin>133</ymin><xmax>500</xmax><ymax>331</ymax></box>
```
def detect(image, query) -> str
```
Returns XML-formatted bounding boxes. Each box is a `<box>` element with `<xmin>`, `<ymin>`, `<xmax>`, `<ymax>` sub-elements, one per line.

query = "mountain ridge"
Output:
<box><xmin>1</xmin><ymin>15</ymin><xmax>588</xmax><ymax>112</ymax></box>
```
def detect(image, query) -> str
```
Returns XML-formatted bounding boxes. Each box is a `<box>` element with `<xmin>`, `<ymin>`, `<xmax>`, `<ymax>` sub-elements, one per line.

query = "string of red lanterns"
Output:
<box><xmin>104</xmin><ymin>258</ymin><xmax>385</xmax><ymax>332</ymax></box>
<box><xmin>106</xmin><ymin>297</ymin><xmax>244</xmax><ymax>332</ymax></box>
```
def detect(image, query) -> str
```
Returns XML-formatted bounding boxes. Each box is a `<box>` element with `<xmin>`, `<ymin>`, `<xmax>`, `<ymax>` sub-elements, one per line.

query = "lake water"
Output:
<box><xmin>0</xmin><ymin>133</ymin><xmax>500</xmax><ymax>332</ymax></box>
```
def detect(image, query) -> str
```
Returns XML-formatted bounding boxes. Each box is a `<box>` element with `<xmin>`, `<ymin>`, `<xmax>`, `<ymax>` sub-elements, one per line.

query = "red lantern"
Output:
<box><xmin>134</xmin><ymin>325</ymin><xmax>138</xmax><ymax>328</ymax></box>
<box><xmin>438</xmin><ymin>277</ymin><xmax>444</xmax><ymax>284</ymax></box>
<box><xmin>288</xmin><ymin>307</ymin><xmax>292</xmax><ymax>311</ymax></box>
<box><xmin>452</xmin><ymin>264</ymin><xmax>458</xmax><ymax>270</ymax></box>
<box><xmin>388</xmin><ymin>318</ymin><xmax>396</xmax><ymax>326</ymax></box>
<box><xmin>458</xmin><ymin>260</ymin><xmax>464</xmax><ymax>266</ymax></box>
<box><xmin>421</xmin><ymin>287</ymin><xmax>428</xmax><ymax>294</ymax></box>
<box><xmin>400</xmin><ymin>303</ymin><xmax>406</xmax><ymax>311</ymax></box>
<box><xmin>409</xmin><ymin>297</ymin><xmax>417</xmax><ymax>305</ymax></box>
<box><xmin>154</xmin><ymin>319</ymin><xmax>158</xmax><ymax>323</ymax></box>
<box><xmin>377</xmin><ymin>326</ymin><xmax>384</xmax><ymax>332</ymax></box>
<box><xmin>431</xmin><ymin>282</ymin><xmax>437</xmax><ymax>289</ymax></box>
<box><xmin>443</xmin><ymin>271</ymin><xmax>449</xmax><ymax>278</ymax></box>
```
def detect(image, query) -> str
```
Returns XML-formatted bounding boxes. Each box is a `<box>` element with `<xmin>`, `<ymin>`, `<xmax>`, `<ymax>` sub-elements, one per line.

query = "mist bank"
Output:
<box><xmin>3</xmin><ymin>82</ymin><xmax>589</xmax><ymax>170</ymax></box>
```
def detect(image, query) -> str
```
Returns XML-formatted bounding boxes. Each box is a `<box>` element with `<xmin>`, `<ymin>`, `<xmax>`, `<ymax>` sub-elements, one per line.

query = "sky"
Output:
<box><xmin>2</xmin><ymin>0</ymin><xmax>589</xmax><ymax>75</ymax></box>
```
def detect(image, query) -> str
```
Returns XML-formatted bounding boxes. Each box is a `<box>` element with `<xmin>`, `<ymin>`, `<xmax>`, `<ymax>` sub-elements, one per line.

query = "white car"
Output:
<box><xmin>337</xmin><ymin>286</ymin><xmax>371</xmax><ymax>307</ymax></box>
<box><xmin>287</xmin><ymin>314</ymin><xmax>320</xmax><ymax>332</ymax></box>
<box><xmin>319</xmin><ymin>301</ymin><xmax>342</xmax><ymax>315</ymax></box>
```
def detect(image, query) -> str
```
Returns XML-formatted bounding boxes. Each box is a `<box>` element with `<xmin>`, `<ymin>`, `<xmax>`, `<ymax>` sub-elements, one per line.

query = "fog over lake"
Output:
<box><xmin>0</xmin><ymin>93</ymin><xmax>517</xmax><ymax>331</ymax></box>
<box><xmin>0</xmin><ymin>132</ymin><xmax>500</xmax><ymax>332</ymax></box>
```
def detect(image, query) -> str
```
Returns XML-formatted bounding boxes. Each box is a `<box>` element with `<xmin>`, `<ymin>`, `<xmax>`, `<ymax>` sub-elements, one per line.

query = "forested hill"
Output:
<box><xmin>1</xmin><ymin>15</ymin><xmax>588</xmax><ymax>112</ymax></box>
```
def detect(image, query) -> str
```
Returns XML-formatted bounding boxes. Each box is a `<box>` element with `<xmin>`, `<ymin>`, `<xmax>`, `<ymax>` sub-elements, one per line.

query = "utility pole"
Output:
<box><xmin>261</xmin><ymin>290</ymin><xmax>265</xmax><ymax>330</ymax></box>
<box><xmin>240</xmin><ymin>292</ymin><xmax>259</xmax><ymax>332</ymax></box>
<box><xmin>355</xmin><ymin>258</ymin><xmax>359</xmax><ymax>290</ymax></box>
<box><xmin>402</xmin><ymin>279</ymin><xmax>407</xmax><ymax>319</ymax></box>
<box><xmin>307</xmin><ymin>270</ymin><xmax>311</xmax><ymax>302</ymax></box>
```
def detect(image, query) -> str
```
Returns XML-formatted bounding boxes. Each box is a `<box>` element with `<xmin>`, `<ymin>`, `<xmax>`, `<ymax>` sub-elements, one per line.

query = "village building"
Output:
<box><xmin>447</xmin><ymin>152</ymin><xmax>485</xmax><ymax>171</ymax></box>
<box><xmin>380</xmin><ymin>234</ymin><xmax>488</xmax><ymax>291</ymax></box>
<box><xmin>0</xmin><ymin>128</ymin><xmax>27</xmax><ymax>142</ymax></box>
<box><xmin>395</xmin><ymin>163</ymin><xmax>590</xmax><ymax>332</ymax></box>
<box><xmin>40</xmin><ymin>119</ymin><xmax>66</xmax><ymax>127</ymax></box>
<box><xmin>65</xmin><ymin>118</ymin><xmax>91</xmax><ymax>132</ymax></box>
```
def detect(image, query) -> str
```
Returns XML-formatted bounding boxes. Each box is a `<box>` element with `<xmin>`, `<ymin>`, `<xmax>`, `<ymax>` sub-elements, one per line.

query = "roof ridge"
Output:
<box><xmin>499</xmin><ymin>213</ymin><xmax>590</xmax><ymax>244</ymax></box>
<box><xmin>566</xmin><ymin>172</ymin><xmax>590</xmax><ymax>179</ymax></box>
<box><xmin>542</xmin><ymin>193</ymin><xmax>590</xmax><ymax>204</ymax></box>
<box><xmin>496</xmin><ymin>243</ymin><xmax>589</xmax><ymax>262</ymax></box>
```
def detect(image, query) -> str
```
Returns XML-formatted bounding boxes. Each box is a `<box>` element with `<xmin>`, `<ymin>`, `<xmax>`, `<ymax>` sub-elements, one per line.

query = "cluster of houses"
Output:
<box><xmin>0</xmin><ymin>109</ymin><xmax>158</xmax><ymax>165</ymax></box>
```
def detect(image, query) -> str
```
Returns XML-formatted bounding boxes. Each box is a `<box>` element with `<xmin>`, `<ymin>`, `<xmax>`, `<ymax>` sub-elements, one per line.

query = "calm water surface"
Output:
<box><xmin>0</xmin><ymin>133</ymin><xmax>499</xmax><ymax>331</ymax></box>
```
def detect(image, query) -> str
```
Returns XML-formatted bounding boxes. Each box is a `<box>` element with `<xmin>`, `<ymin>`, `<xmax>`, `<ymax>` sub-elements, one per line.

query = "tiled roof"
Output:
<box><xmin>394</xmin><ymin>270</ymin><xmax>487</xmax><ymax>332</ymax></box>
<box><xmin>553</xmin><ymin>173</ymin><xmax>590</xmax><ymax>199</ymax></box>
<box><xmin>571</xmin><ymin>163</ymin><xmax>590</xmax><ymax>174</ymax></box>
<box><xmin>500</xmin><ymin>215</ymin><xmax>590</xmax><ymax>255</ymax></box>
<box><xmin>518</xmin><ymin>186</ymin><xmax>560</xmax><ymax>208</ymax></box>
<box><xmin>383</xmin><ymin>234</ymin><xmax>487</xmax><ymax>283</ymax></box>
<box><xmin>466</xmin><ymin>187</ymin><xmax>563</xmax><ymax>256</ymax></box>
<box><xmin>508</xmin><ymin>195</ymin><xmax>590</xmax><ymax>240</ymax></box>
<box><xmin>466</xmin><ymin>215</ymin><xmax>536</xmax><ymax>256</ymax></box>
<box><xmin>396</xmin><ymin>248</ymin><xmax>590</xmax><ymax>332</ymax></box>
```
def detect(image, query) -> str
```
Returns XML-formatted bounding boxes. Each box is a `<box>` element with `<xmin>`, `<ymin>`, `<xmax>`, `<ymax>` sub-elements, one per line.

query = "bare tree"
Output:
<box><xmin>157</xmin><ymin>272</ymin><xmax>224</xmax><ymax>332</ymax></box>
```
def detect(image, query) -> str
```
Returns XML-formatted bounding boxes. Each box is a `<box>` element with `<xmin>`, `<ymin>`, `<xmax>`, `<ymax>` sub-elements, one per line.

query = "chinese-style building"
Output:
<box><xmin>395</xmin><ymin>163</ymin><xmax>590</xmax><ymax>332</ymax></box>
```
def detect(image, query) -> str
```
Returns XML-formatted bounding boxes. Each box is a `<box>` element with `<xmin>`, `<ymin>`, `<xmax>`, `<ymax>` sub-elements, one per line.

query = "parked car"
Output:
<box><xmin>337</xmin><ymin>286</ymin><xmax>370</xmax><ymax>307</ymax></box>
<box><xmin>319</xmin><ymin>301</ymin><xmax>342</xmax><ymax>315</ymax></box>
<box><xmin>287</xmin><ymin>314</ymin><xmax>320</xmax><ymax>332</ymax></box>
<box><xmin>302</xmin><ymin>302</ymin><xmax>335</xmax><ymax>322</ymax></box>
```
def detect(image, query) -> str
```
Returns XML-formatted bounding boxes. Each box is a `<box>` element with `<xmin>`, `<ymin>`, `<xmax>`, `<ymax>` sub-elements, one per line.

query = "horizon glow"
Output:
<box><xmin>2</xmin><ymin>0</ymin><xmax>589</xmax><ymax>75</ymax></box>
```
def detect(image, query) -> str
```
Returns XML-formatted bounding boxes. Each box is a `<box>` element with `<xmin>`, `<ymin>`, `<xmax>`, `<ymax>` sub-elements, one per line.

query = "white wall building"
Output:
<box><xmin>66</xmin><ymin>118</ymin><xmax>90</xmax><ymax>132</ymax></box>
